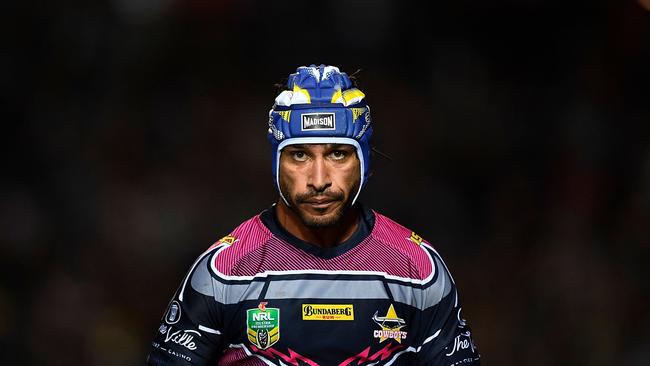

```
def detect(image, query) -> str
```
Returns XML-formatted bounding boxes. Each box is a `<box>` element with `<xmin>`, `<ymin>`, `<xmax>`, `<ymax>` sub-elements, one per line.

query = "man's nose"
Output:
<box><xmin>308</xmin><ymin>157</ymin><xmax>332</xmax><ymax>192</ymax></box>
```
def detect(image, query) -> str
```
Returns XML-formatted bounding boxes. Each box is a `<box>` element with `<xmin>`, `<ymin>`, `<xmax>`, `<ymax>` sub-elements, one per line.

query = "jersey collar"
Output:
<box><xmin>260</xmin><ymin>203</ymin><xmax>375</xmax><ymax>259</ymax></box>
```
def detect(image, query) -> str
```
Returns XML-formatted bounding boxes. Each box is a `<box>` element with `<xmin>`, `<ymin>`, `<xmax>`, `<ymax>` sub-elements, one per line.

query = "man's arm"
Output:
<box><xmin>416</xmin><ymin>248</ymin><xmax>481</xmax><ymax>366</ymax></box>
<box><xmin>147</xmin><ymin>247</ymin><xmax>225</xmax><ymax>365</ymax></box>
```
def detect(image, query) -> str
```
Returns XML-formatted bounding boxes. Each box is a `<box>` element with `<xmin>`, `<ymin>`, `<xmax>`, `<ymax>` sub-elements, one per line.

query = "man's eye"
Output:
<box><xmin>292</xmin><ymin>151</ymin><xmax>307</xmax><ymax>161</ymax></box>
<box><xmin>331</xmin><ymin>150</ymin><xmax>347</xmax><ymax>160</ymax></box>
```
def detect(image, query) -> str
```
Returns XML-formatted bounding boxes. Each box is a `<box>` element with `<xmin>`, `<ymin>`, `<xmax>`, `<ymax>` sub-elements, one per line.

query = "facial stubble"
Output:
<box><xmin>279</xmin><ymin>178</ymin><xmax>360</xmax><ymax>228</ymax></box>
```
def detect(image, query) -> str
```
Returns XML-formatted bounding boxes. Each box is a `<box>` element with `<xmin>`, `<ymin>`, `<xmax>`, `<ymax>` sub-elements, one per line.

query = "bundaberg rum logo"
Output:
<box><xmin>302</xmin><ymin>304</ymin><xmax>354</xmax><ymax>320</ymax></box>
<box><xmin>247</xmin><ymin>302</ymin><xmax>280</xmax><ymax>349</ymax></box>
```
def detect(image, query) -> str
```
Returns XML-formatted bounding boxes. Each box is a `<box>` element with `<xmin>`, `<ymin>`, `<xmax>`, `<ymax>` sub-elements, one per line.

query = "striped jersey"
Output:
<box><xmin>147</xmin><ymin>205</ymin><xmax>480</xmax><ymax>366</ymax></box>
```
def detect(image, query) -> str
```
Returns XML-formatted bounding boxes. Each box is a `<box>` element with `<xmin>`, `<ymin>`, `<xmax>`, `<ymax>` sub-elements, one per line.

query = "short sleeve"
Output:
<box><xmin>416</xmin><ymin>249</ymin><xmax>481</xmax><ymax>366</ymax></box>
<box><xmin>147</xmin><ymin>247</ymin><xmax>226</xmax><ymax>365</ymax></box>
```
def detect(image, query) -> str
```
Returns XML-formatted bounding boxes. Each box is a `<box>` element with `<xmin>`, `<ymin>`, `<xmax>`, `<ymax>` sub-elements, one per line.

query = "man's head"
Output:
<box><xmin>267</xmin><ymin>65</ymin><xmax>373</xmax><ymax>227</ymax></box>
<box><xmin>278</xmin><ymin>143</ymin><xmax>360</xmax><ymax>227</ymax></box>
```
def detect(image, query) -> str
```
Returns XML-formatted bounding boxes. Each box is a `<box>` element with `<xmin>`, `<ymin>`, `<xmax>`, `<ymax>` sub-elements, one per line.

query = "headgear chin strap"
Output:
<box><xmin>267</xmin><ymin>65</ymin><xmax>373</xmax><ymax>207</ymax></box>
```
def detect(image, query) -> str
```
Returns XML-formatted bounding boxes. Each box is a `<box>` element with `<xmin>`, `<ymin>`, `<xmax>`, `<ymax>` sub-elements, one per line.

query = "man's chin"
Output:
<box><xmin>300</xmin><ymin>214</ymin><xmax>340</xmax><ymax>227</ymax></box>
<box><xmin>295</xmin><ymin>202</ymin><xmax>346</xmax><ymax>228</ymax></box>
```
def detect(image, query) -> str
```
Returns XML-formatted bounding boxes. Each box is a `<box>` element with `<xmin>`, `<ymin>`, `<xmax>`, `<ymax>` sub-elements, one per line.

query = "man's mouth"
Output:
<box><xmin>302</xmin><ymin>198</ymin><xmax>335</xmax><ymax>209</ymax></box>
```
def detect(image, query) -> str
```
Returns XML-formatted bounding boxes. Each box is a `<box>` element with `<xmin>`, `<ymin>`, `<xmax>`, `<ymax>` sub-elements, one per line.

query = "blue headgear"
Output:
<box><xmin>268</xmin><ymin>65</ymin><xmax>373</xmax><ymax>206</ymax></box>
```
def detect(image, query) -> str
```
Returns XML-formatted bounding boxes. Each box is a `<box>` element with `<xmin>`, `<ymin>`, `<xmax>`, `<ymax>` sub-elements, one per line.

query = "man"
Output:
<box><xmin>147</xmin><ymin>65</ymin><xmax>480</xmax><ymax>365</ymax></box>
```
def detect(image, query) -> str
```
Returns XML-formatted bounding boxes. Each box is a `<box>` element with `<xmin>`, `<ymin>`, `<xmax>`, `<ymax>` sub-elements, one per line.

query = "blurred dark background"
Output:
<box><xmin>2</xmin><ymin>0</ymin><xmax>649</xmax><ymax>365</ymax></box>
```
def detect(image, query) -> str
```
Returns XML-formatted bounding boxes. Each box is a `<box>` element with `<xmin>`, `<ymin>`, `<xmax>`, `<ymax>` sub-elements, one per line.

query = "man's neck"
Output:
<box><xmin>274</xmin><ymin>200</ymin><xmax>360</xmax><ymax>248</ymax></box>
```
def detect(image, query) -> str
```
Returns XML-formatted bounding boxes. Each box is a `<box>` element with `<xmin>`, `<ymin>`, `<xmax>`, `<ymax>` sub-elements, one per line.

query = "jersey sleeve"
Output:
<box><xmin>147</xmin><ymin>246</ymin><xmax>226</xmax><ymax>365</ymax></box>
<box><xmin>416</xmin><ymin>248</ymin><xmax>481</xmax><ymax>366</ymax></box>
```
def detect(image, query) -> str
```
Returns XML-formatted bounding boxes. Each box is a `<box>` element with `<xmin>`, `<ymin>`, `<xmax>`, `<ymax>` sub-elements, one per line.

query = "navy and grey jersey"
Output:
<box><xmin>147</xmin><ymin>206</ymin><xmax>480</xmax><ymax>365</ymax></box>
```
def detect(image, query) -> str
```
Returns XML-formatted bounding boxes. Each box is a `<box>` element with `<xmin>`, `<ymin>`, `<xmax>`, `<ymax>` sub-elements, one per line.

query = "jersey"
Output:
<box><xmin>147</xmin><ymin>205</ymin><xmax>480</xmax><ymax>366</ymax></box>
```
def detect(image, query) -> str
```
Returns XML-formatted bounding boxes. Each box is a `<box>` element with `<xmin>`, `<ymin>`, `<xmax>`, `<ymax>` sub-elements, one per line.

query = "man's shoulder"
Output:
<box><xmin>370</xmin><ymin>210</ymin><xmax>432</xmax><ymax>249</ymax></box>
<box><xmin>367</xmin><ymin>210</ymin><xmax>440</xmax><ymax>280</ymax></box>
<box><xmin>210</xmin><ymin>213</ymin><xmax>270</xmax><ymax>248</ymax></box>
<box><xmin>180</xmin><ymin>212</ymin><xmax>272</xmax><ymax>303</ymax></box>
<box><xmin>202</xmin><ymin>212</ymin><xmax>274</xmax><ymax>275</ymax></box>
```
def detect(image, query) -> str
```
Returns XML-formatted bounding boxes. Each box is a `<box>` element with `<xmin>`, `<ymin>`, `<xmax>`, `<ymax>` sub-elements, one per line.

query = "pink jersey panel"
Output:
<box><xmin>219</xmin><ymin>347</ymin><xmax>268</xmax><ymax>366</ymax></box>
<box><xmin>212</xmin><ymin>212</ymin><xmax>433</xmax><ymax>280</ymax></box>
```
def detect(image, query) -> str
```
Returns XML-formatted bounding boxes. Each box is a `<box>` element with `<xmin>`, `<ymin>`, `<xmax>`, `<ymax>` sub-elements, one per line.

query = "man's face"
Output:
<box><xmin>279</xmin><ymin>143</ymin><xmax>361</xmax><ymax>227</ymax></box>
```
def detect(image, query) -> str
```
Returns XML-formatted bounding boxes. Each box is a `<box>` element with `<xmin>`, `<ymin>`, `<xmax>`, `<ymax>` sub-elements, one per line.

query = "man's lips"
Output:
<box><xmin>301</xmin><ymin>197</ymin><xmax>339</xmax><ymax>208</ymax></box>
<box><xmin>304</xmin><ymin>198</ymin><xmax>334</xmax><ymax>204</ymax></box>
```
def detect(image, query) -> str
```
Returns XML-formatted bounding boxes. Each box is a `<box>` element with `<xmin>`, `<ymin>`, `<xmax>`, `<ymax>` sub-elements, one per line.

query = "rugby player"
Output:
<box><xmin>147</xmin><ymin>65</ymin><xmax>481</xmax><ymax>365</ymax></box>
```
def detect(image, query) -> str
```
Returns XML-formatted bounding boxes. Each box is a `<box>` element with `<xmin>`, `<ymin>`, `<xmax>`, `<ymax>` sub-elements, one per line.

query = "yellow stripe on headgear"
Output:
<box><xmin>277</xmin><ymin>110</ymin><xmax>291</xmax><ymax>122</ymax></box>
<box><xmin>330</xmin><ymin>89</ymin><xmax>343</xmax><ymax>104</ymax></box>
<box><xmin>350</xmin><ymin>107</ymin><xmax>366</xmax><ymax>122</ymax></box>
<box><xmin>292</xmin><ymin>84</ymin><xmax>311</xmax><ymax>104</ymax></box>
<box><xmin>342</xmin><ymin>88</ymin><xmax>365</xmax><ymax>106</ymax></box>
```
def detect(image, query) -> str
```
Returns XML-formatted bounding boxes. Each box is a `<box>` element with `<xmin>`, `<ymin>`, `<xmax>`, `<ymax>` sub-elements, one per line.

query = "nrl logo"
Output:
<box><xmin>247</xmin><ymin>302</ymin><xmax>280</xmax><ymax>350</ymax></box>
<box><xmin>301</xmin><ymin>113</ymin><xmax>335</xmax><ymax>131</ymax></box>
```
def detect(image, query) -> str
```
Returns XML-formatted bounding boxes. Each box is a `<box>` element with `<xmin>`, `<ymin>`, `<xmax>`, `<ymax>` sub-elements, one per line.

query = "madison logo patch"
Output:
<box><xmin>372</xmin><ymin>304</ymin><xmax>408</xmax><ymax>343</ymax></box>
<box><xmin>302</xmin><ymin>304</ymin><xmax>354</xmax><ymax>320</ymax></box>
<box><xmin>301</xmin><ymin>113</ymin><xmax>335</xmax><ymax>131</ymax></box>
<box><xmin>247</xmin><ymin>302</ymin><xmax>280</xmax><ymax>350</ymax></box>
